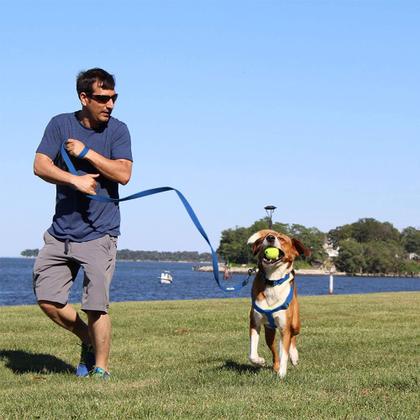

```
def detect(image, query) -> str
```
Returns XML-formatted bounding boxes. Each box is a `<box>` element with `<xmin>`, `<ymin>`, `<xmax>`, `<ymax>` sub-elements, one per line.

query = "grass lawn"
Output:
<box><xmin>0</xmin><ymin>292</ymin><xmax>419</xmax><ymax>419</ymax></box>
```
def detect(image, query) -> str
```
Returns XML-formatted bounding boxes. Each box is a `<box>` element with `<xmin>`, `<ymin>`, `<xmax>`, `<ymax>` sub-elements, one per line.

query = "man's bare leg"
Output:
<box><xmin>38</xmin><ymin>301</ymin><xmax>90</xmax><ymax>344</ymax></box>
<box><xmin>86</xmin><ymin>311</ymin><xmax>111</xmax><ymax>372</ymax></box>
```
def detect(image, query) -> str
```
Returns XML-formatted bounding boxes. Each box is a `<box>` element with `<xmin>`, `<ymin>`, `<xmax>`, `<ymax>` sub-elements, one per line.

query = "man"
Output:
<box><xmin>33</xmin><ymin>68</ymin><xmax>132</xmax><ymax>379</ymax></box>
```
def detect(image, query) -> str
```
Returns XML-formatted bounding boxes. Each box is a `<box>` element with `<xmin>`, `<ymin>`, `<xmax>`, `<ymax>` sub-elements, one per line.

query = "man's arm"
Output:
<box><xmin>33</xmin><ymin>153</ymin><xmax>99</xmax><ymax>195</ymax></box>
<box><xmin>65</xmin><ymin>139</ymin><xmax>132</xmax><ymax>185</ymax></box>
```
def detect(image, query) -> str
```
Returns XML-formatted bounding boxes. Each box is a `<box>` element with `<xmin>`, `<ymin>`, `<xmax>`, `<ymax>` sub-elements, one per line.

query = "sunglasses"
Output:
<box><xmin>88</xmin><ymin>93</ymin><xmax>118</xmax><ymax>104</ymax></box>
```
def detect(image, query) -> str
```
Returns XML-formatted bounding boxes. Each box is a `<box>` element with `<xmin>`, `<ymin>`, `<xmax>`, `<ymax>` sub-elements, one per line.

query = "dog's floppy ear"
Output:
<box><xmin>292</xmin><ymin>238</ymin><xmax>311</xmax><ymax>257</ymax></box>
<box><xmin>247</xmin><ymin>231</ymin><xmax>264</xmax><ymax>256</ymax></box>
<box><xmin>247</xmin><ymin>232</ymin><xmax>262</xmax><ymax>245</ymax></box>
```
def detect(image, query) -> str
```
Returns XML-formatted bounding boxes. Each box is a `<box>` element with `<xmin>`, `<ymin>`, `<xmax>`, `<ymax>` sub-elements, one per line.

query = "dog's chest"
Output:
<box><xmin>264</xmin><ymin>284</ymin><xmax>291</xmax><ymax>307</ymax></box>
<box><xmin>260</xmin><ymin>286</ymin><xmax>289</xmax><ymax>328</ymax></box>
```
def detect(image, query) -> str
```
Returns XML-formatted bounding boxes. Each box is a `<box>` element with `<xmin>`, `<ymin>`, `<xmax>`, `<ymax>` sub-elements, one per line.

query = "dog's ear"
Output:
<box><xmin>292</xmin><ymin>238</ymin><xmax>311</xmax><ymax>257</ymax></box>
<box><xmin>247</xmin><ymin>231</ymin><xmax>264</xmax><ymax>255</ymax></box>
<box><xmin>247</xmin><ymin>232</ymin><xmax>262</xmax><ymax>245</ymax></box>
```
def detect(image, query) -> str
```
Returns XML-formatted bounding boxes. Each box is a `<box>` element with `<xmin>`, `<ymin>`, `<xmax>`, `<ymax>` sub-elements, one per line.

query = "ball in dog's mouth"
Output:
<box><xmin>263</xmin><ymin>247</ymin><xmax>284</xmax><ymax>263</ymax></box>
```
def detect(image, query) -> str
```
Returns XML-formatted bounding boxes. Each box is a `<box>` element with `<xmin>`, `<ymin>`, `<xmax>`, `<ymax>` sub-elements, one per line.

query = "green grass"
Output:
<box><xmin>0</xmin><ymin>293</ymin><xmax>419</xmax><ymax>419</ymax></box>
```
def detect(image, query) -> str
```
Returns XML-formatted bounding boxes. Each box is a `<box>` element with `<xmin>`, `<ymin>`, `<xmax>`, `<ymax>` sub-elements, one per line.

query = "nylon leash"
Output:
<box><xmin>60</xmin><ymin>142</ymin><xmax>250</xmax><ymax>292</ymax></box>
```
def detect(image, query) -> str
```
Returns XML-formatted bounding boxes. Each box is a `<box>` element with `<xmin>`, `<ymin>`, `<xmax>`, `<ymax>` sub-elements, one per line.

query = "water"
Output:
<box><xmin>1</xmin><ymin>257</ymin><xmax>420</xmax><ymax>306</ymax></box>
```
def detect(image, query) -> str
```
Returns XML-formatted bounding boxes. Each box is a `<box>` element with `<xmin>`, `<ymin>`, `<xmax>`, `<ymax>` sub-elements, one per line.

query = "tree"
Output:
<box><xmin>401</xmin><ymin>227</ymin><xmax>420</xmax><ymax>254</ymax></box>
<box><xmin>328</xmin><ymin>218</ymin><xmax>420</xmax><ymax>274</ymax></box>
<box><xmin>363</xmin><ymin>241</ymin><xmax>405</xmax><ymax>274</ymax></box>
<box><xmin>328</xmin><ymin>224</ymin><xmax>354</xmax><ymax>247</ymax></box>
<box><xmin>329</xmin><ymin>218</ymin><xmax>400</xmax><ymax>246</ymax></box>
<box><xmin>217</xmin><ymin>226</ymin><xmax>253</xmax><ymax>264</ymax></box>
<box><xmin>288</xmin><ymin>224</ymin><xmax>327</xmax><ymax>264</ymax></box>
<box><xmin>21</xmin><ymin>249</ymin><xmax>39</xmax><ymax>257</ymax></box>
<box><xmin>334</xmin><ymin>239</ymin><xmax>365</xmax><ymax>274</ymax></box>
<box><xmin>351</xmin><ymin>218</ymin><xmax>400</xmax><ymax>243</ymax></box>
<box><xmin>218</xmin><ymin>219</ymin><xmax>326</xmax><ymax>266</ymax></box>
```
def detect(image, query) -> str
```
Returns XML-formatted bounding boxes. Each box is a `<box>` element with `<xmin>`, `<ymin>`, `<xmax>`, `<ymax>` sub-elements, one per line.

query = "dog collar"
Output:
<box><xmin>265</xmin><ymin>271</ymin><xmax>294</xmax><ymax>287</ymax></box>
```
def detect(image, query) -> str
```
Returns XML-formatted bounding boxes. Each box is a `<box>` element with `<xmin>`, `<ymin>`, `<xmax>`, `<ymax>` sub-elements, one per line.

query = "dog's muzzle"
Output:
<box><xmin>262</xmin><ymin>247</ymin><xmax>285</xmax><ymax>264</ymax></box>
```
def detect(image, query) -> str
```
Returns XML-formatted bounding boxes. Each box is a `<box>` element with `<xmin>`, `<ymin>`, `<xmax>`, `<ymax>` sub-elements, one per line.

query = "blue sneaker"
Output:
<box><xmin>75</xmin><ymin>343</ymin><xmax>95</xmax><ymax>377</ymax></box>
<box><xmin>89</xmin><ymin>367</ymin><xmax>111</xmax><ymax>380</ymax></box>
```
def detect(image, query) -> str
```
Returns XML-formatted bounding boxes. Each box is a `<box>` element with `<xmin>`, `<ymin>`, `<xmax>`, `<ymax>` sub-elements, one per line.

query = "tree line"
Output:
<box><xmin>116</xmin><ymin>249</ymin><xmax>211</xmax><ymax>262</ymax></box>
<box><xmin>329</xmin><ymin>219</ymin><xmax>420</xmax><ymax>275</ymax></box>
<box><xmin>20</xmin><ymin>248</ymin><xmax>212</xmax><ymax>262</ymax></box>
<box><xmin>217</xmin><ymin>219</ymin><xmax>327</xmax><ymax>269</ymax></box>
<box><xmin>218</xmin><ymin>217</ymin><xmax>420</xmax><ymax>275</ymax></box>
<box><xmin>20</xmin><ymin>217</ymin><xmax>420</xmax><ymax>275</ymax></box>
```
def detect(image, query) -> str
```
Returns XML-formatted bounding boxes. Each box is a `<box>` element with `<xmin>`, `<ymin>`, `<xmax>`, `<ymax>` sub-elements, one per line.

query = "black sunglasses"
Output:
<box><xmin>88</xmin><ymin>93</ymin><xmax>118</xmax><ymax>104</ymax></box>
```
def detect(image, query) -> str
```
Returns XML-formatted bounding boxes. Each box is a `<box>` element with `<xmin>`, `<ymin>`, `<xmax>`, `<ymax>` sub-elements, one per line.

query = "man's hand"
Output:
<box><xmin>66</xmin><ymin>139</ymin><xmax>86</xmax><ymax>158</ymax></box>
<box><xmin>64</xmin><ymin>139</ymin><xmax>132</xmax><ymax>185</ymax></box>
<box><xmin>71</xmin><ymin>173</ymin><xmax>100</xmax><ymax>195</ymax></box>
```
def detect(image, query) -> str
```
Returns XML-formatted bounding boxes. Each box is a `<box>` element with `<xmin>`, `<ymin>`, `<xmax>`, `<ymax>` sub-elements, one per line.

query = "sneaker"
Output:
<box><xmin>89</xmin><ymin>367</ymin><xmax>111</xmax><ymax>380</ymax></box>
<box><xmin>75</xmin><ymin>343</ymin><xmax>95</xmax><ymax>377</ymax></box>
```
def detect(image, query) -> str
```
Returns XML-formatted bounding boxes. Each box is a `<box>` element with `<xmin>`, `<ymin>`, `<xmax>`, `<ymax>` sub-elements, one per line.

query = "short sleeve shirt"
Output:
<box><xmin>36</xmin><ymin>112</ymin><xmax>133</xmax><ymax>242</ymax></box>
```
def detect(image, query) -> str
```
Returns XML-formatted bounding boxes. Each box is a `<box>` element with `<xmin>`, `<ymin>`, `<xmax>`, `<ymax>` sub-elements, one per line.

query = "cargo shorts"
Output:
<box><xmin>33</xmin><ymin>231</ymin><xmax>118</xmax><ymax>313</ymax></box>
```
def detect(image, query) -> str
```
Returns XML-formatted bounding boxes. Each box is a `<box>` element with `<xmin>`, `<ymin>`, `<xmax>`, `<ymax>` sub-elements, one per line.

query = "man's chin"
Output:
<box><xmin>99</xmin><ymin>114</ymin><xmax>111</xmax><ymax>122</ymax></box>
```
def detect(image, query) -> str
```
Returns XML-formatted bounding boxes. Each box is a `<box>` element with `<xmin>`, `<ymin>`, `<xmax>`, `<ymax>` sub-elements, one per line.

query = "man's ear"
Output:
<box><xmin>292</xmin><ymin>238</ymin><xmax>311</xmax><ymax>257</ymax></box>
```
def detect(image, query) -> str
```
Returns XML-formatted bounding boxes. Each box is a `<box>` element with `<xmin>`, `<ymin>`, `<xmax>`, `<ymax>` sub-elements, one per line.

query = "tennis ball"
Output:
<box><xmin>264</xmin><ymin>247</ymin><xmax>280</xmax><ymax>260</ymax></box>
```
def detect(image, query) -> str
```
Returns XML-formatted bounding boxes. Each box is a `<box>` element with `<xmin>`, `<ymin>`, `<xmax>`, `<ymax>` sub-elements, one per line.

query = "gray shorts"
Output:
<box><xmin>33</xmin><ymin>231</ymin><xmax>118</xmax><ymax>313</ymax></box>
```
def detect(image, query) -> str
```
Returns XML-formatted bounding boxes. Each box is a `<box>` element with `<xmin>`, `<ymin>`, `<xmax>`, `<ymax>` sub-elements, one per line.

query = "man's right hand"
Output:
<box><xmin>71</xmin><ymin>173</ymin><xmax>100</xmax><ymax>195</ymax></box>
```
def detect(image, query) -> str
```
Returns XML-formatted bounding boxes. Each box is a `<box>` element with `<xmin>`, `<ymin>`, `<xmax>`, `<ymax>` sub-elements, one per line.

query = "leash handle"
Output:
<box><xmin>60</xmin><ymin>142</ymin><xmax>250</xmax><ymax>292</ymax></box>
<box><xmin>78</xmin><ymin>146</ymin><xmax>90</xmax><ymax>159</ymax></box>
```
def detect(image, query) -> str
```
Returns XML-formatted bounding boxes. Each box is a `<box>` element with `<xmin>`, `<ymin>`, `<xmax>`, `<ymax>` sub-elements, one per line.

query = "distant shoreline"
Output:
<box><xmin>5</xmin><ymin>257</ymin><xmax>420</xmax><ymax>277</ymax></box>
<box><xmin>5</xmin><ymin>256</ymin><xmax>211</xmax><ymax>264</ymax></box>
<box><xmin>195</xmin><ymin>265</ymin><xmax>420</xmax><ymax>278</ymax></box>
<box><xmin>195</xmin><ymin>265</ymin><xmax>344</xmax><ymax>276</ymax></box>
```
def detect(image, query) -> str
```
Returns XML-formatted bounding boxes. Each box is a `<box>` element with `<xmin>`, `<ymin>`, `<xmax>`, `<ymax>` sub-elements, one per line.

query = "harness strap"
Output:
<box><xmin>252</xmin><ymin>282</ymin><xmax>295</xmax><ymax>329</ymax></box>
<box><xmin>265</xmin><ymin>271</ymin><xmax>292</xmax><ymax>287</ymax></box>
<box><xmin>60</xmin><ymin>142</ymin><xmax>250</xmax><ymax>293</ymax></box>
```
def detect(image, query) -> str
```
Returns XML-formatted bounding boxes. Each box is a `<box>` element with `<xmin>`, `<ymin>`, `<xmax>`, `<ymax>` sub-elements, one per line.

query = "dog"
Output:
<box><xmin>247</xmin><ymin>229</ymin><xmax>311</xmax><ymax>378</ymax></box>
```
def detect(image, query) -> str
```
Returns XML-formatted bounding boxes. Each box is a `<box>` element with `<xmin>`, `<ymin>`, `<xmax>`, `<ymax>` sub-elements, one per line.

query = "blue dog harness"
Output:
<box><xmin>60</xmin><ymin>142</ymin><xmax>250</xmax><ymax>293</ymax></box>
<box><xmin>252</xmin><ymin>272</ymin><xmax>295</xmax><ymax>329</ymax></box>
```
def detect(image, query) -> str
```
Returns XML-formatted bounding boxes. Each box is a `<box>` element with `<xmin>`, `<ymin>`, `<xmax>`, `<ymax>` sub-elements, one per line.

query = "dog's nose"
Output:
<box><xmin>266</xmin><ymin>235</ymin><xmax>275</xmax><ymax>243</ymax></box>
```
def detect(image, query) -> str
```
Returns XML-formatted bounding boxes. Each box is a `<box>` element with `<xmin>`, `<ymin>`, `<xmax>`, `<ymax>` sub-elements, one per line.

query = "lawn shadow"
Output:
<box><xmin>221</xmin><ymin>359</ymin><xmax>265</xmax><ymax>374</ymax></box>
<box><xmin>0</xmin><ymin>349</ymin><xmax>74</xmax><ymax>374</ymax></box>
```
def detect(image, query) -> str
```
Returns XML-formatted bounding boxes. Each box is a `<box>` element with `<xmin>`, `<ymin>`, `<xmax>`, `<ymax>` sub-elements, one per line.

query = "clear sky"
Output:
<box><xmin>0</xmin><ymin>0</ymin><xmax>419</xmax><ymax>257</ymax></box>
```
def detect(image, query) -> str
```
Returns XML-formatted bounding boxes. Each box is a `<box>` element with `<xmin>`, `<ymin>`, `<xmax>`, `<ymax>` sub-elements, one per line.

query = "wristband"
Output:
<box><xmin>78</xmin><ymin>146</ymin><xmax>90</xmax><ymax>159</ymax></box>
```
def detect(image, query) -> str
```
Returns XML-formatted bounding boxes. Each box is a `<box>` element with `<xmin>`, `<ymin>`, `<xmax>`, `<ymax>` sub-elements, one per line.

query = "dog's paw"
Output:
<box><xmin>277</xmin><ymin>369</ymin><xmax>287</xmax><ymax>379</ymax></box>
<box><xmin>289</xmin><ymin>348</ymin><xmax>299</xmax><ymax>366</ymax></box>
<box><xmin>249</xmin><ymin>356</ymin><xmax>266</xmax><ymax>367</ymax></box>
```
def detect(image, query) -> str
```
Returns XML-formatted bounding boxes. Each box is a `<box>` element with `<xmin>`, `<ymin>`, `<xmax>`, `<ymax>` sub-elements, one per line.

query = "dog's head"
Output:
<box><xmin>247</xmin><ymin>229</ymin><xmax>311</xmax><ymax>272</ymax></box>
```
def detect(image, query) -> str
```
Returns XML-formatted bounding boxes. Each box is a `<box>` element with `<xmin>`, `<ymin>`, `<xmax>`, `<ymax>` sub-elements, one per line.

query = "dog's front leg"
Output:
<box><xmin>264</xmin><ymin>326</ymin><xmax>279</xmax><ymax>372</ymax></box>
<box><xmin>249</xmin><ymin>309</ymin><xmax>265</xmax><ymax>366</ymax></box>
<box><xmin>278</xmin><ymin>328</ymin><xmax>292</xmax><ymax>378</ymax></box>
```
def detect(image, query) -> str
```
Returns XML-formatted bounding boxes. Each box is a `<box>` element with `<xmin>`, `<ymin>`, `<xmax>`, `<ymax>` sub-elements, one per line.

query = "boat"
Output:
<box><xmin>160</xmin><ymin>270</ymin><xmax>173</xmax><ymax>284</ymax></box>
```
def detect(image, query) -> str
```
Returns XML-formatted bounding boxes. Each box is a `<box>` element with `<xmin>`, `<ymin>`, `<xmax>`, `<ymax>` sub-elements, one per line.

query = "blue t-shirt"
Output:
<box><xmin>36</xmin><ymin>112</ymin><xmax>133</xmax><ymax>242</ymax></box>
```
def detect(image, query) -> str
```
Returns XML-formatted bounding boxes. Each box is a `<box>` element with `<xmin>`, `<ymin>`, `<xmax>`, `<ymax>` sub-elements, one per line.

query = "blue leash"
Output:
<box><xmin>60</xmin><ymin>143</ymin><xmax>250</xmax><ymax>292</ymax></box>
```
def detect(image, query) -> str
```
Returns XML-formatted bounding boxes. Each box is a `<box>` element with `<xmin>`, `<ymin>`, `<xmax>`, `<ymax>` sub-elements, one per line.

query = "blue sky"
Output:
<box><xmin>0</xmin><ymin>0</ymin><xmax>419</xmax><ymax>257</ymax></box>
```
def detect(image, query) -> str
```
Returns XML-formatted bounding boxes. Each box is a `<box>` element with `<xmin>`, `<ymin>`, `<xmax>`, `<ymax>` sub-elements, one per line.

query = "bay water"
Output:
<box><xmin>1</xmin><ymin>257</ymin><xmax>420</xmax><ymax>307</ymax></box>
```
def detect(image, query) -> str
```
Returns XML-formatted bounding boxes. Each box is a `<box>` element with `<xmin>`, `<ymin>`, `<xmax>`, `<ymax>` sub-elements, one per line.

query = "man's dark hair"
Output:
<box><xmin>76</xmin><ymin>68</ymin><xmax>115</xmax><ymax>96</ymax></box>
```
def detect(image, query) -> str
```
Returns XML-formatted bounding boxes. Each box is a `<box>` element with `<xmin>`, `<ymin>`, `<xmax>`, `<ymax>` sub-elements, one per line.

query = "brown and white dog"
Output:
<box><xmin>247</xmin><ymin>229</ymin><xmax>311</xmax><ymax>378</ymax></box>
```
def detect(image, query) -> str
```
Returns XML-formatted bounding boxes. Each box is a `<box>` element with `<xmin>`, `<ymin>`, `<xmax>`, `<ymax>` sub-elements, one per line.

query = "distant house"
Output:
<box><xmin>323</xmin><ymin>242</ymin><xmax>339</xmax><ymax>258</ymax></box>
<box><xmin>409</xmin><ymin>253</ymin><xmax>420</xmax><ymax>261</ymax></box>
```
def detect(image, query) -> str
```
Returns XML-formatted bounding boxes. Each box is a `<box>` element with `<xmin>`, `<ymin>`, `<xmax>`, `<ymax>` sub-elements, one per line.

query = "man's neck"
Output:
<box><xmin>77</xmin><ymin>109</ymin><xmax>104</xmax><ymax>130</ymax></box>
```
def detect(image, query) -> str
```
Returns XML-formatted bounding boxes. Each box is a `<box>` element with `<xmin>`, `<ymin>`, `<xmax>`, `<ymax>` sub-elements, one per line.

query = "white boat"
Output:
<box><xmin>160</xmin><ymin>270</ymin><xmax>173</xmax><ymax>284</ymax></box>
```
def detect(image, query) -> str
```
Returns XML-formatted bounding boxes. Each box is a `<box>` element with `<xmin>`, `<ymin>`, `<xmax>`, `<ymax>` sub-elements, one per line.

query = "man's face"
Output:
<box><xmin>80</xmin><ymin>81</ymin><xmax>117</xmax><ymax>124</ymax></box>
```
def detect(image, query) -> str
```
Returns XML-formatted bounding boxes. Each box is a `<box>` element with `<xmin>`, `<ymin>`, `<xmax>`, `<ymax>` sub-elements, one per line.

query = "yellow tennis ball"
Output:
<box><xmin>264</xmin><ymin>247</ymin><xmax>280</xmax><ymax>260</ymax></box>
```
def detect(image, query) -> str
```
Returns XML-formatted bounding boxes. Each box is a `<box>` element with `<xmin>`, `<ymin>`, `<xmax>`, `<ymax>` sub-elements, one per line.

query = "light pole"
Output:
<box><xmin>264</xmin><ymin>205</ymin><xmax>276</xmax><ymax>229</ymax></box>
